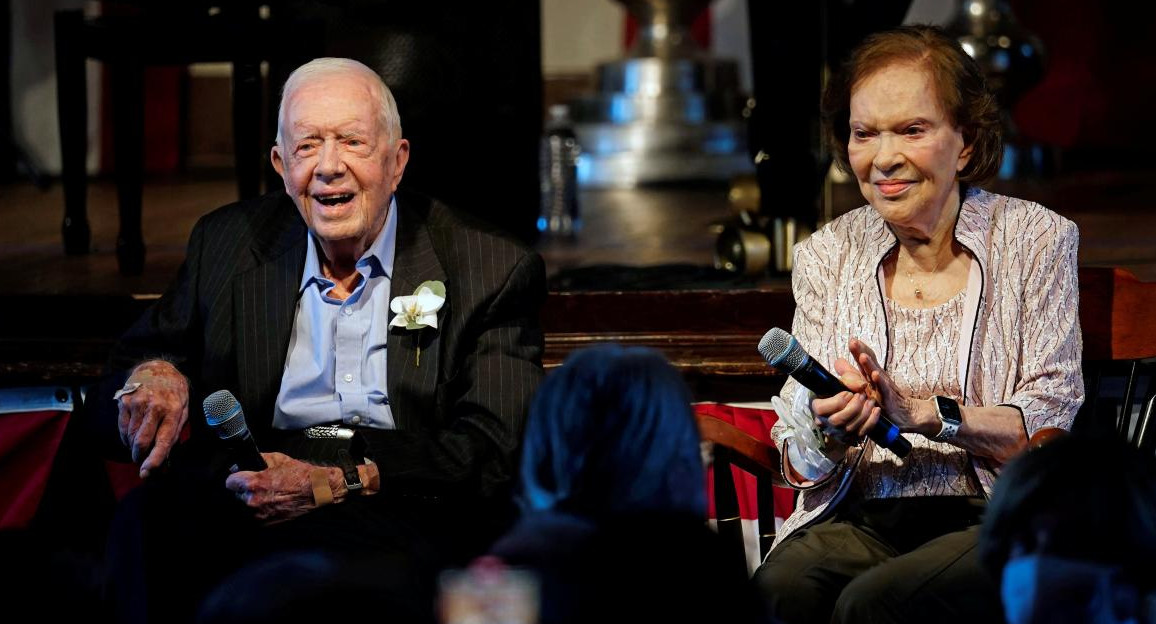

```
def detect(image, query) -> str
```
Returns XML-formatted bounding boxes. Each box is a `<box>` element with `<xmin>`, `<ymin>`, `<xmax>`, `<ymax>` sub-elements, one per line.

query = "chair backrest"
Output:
<box><xmin>1078</xmin><ymin>267</ymin><xmax>1156</xmax><ymax>450</ymax></box>
<box><xmin>695</xmin><ymin>407</ymin><xmax>788</xmax><ymax>577</ymax></box>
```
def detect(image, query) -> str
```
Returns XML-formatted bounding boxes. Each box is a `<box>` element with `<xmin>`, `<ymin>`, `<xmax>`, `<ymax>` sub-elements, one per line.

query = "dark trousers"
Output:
<box><xmin>106</xmin><ymin>443</ymin><xmax>509</xmax><ymax>624</ymax></box>
<box><xmin>753</xmin><ymin>496</ymin><xmax>1004</xmax><ymax>624</ymax></box>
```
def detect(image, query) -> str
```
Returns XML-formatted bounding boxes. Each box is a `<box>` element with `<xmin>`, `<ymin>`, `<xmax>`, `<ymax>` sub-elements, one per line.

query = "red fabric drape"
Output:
<box><xmin>0</xmin><ymin>410</ymin><xmax>70</xmax><ymax>529</ymax></box>
<box><xmin>697</xmin><ymin>403</ymin><xmax>795</xmax><ymax>523</ymax></box>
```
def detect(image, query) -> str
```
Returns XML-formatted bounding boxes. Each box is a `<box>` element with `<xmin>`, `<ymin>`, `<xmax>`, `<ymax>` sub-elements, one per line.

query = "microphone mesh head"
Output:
<box><xmin>757</xmin><ymin>327</ymin><xmax>807</xmax><ymax>373</ymax></box>
<box><xmin>203</xmin><ymin>389</ymin><xmax>247</xmax><ymax>439</ymax></box>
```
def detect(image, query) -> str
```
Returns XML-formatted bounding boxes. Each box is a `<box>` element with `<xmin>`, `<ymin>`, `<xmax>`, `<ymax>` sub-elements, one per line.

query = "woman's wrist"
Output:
<box><xmin>908</xmin><ymin>397</ymin><xmax>940</xmax><ymax>437</ymax></box>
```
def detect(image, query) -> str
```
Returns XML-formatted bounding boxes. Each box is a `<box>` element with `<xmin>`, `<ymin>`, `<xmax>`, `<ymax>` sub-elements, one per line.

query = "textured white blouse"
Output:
<box><xmin>769</xmin><ymin>187</ymin><xmax>1084</xmax><ymax>550</ymax></box>
<box><xmin>850</xmin><ymin>291</ymin><xmax>981</xmax><ymax>500</ymax></box>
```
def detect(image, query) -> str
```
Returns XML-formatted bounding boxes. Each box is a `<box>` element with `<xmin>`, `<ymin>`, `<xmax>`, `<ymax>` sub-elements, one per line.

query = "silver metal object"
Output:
<box><xmin>112</xmin><ymin>382</ymin><xmax>142</xmax><ymax>401</ymax></box>
<box><xmin>539</xmin><ymin>105</ymin><xmax>581</xmax><ymax>237</ymax></box>
<box><xmin>304</xmin><ymin>425</ymin><xmax>355</xmax><ymax>440</ymax></box>
<box><xmin>947</xmin><ymin>0</ymin><xmax>1047</xmax><ymax>179</ymax></box>
<box><xmin>570</xmin><ymin>0</ymin><xmax>752</xmax><ymax>188</ymax></box>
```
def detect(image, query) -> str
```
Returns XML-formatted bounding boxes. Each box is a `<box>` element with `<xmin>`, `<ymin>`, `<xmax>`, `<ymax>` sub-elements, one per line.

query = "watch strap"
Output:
<box><xmin>337</xmin><ymin>448</ymin><xmax>363</xmax><ymax>492</ymax></box>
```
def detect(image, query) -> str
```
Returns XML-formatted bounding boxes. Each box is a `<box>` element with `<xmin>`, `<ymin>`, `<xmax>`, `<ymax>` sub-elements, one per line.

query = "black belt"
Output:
<box><xmin>273</xmin><ymin>425</ymin><xmax>367</xmax><ymax>466</ymax></box>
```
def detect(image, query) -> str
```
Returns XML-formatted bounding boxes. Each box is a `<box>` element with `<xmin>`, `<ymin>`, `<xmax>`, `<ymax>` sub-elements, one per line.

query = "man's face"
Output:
<box><xmin>271</xmin><ymin>72</ymin><xmax>409</xmax><ymax>256</ymax></box>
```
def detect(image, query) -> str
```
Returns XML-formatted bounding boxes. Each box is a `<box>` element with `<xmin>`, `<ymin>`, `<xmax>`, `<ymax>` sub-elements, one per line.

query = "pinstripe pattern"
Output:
<box><xmin>109</xmin><ymin>189</ymin><xmax>545</xmax><ymax>499</ymax></box>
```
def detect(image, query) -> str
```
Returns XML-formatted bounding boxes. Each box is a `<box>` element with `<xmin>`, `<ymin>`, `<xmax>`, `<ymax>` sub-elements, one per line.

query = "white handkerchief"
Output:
<box><xmin>772</xmin><ymin>389</ymin><xmax>837</xmax><ymax>482</ymax></box>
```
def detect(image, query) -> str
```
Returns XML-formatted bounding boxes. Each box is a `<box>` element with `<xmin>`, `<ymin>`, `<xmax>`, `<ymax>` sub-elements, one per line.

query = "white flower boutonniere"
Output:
<box><xmin>389</xmin><ymin>280</ymin><xmax>446</xmax><ymax>367</ymax></box>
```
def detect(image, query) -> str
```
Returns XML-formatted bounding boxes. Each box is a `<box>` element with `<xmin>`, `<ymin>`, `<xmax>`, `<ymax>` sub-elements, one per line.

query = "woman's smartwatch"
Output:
<box><xmin>933</xmin><ymin>396</ymin><xmax>963</xmax><ymax>440</ymax></box>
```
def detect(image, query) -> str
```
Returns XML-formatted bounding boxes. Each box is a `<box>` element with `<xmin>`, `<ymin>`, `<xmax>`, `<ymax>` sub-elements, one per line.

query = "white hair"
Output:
<box><xmin>275</xmin><ymin>57</ymin><xmax>403</xmax><ymax>146</ymax></box>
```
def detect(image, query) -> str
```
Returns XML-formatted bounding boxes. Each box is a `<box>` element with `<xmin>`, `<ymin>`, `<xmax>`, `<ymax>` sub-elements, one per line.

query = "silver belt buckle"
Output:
<box><xmin>303</xmin><ymin>425</ymin><xmax>355</xmax><ymax>440</ymax></box>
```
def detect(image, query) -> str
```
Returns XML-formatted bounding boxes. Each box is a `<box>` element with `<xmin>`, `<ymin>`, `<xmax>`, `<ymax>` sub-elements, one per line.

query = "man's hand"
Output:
<box><xmin>225</xmin><ymin>452</ymin><xmax>342</xmax><ymax>524</ymax></box>
<box><xmin>117</xmin><ymin>359</ymin><xmax>190</xmax><ymax>478</ymax></box>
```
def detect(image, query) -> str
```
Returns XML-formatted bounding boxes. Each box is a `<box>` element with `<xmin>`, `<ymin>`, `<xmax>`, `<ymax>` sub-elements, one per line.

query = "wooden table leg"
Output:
<box><xmin>54</xmin><ymin>10</ymin><xmax>91</xmax><ymax>255</ymax></box>
<box><xmin>111</xmin><ymin>63</ymin><xmax>145</xmax><ymax>276</ymax></box>
<box><xmin>233</xmin><ymin>60</ymin><xmax>262</xmax><ymax>200</ymax></box>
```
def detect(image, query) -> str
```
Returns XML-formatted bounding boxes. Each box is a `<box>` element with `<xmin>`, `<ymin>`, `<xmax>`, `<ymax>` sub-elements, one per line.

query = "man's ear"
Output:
<box><xmin>271</xmin><ymin>145</ymin><xmax>285</xmax><ymax>178</ymax></box>
<box><xmin>390</xmin><ymin>139</ymin><xmax>410</xmax><ymax>192</ymax></box>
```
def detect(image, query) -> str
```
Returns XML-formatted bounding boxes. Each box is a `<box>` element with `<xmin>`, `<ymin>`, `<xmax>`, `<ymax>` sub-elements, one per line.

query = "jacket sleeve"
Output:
<box><xmin>89</xmin><ymin>217</ymin><xmax>208</xmax><ymax>459</ymax></box>
<box><xmin>359</xmin><ymin>250</ymin><xmax>546</xmax><ymax>500</ymax></box>
<box><xmin>771</xmin><ymin>230</ymin><xmax>843</xmax><ymax>486</ymax></box>
<box><xmin>1003</xmin><ymin>216</ymin><xmax>1084</xmax><ymax>436</ymax></box>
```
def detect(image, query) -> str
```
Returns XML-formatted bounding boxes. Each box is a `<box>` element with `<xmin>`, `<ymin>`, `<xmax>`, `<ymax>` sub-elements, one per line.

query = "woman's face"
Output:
<box><xmin>847</xmin><ymin>62</ymin><xmax>972</xmax><ymax>233</ymax></box>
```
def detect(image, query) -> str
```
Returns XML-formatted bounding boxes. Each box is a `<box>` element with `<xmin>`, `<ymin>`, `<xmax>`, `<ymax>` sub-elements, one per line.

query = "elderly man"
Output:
<box><xmin>102</xmin><ymin>58</ymin><xmax>544</xmax><ymax>622</ymax></box>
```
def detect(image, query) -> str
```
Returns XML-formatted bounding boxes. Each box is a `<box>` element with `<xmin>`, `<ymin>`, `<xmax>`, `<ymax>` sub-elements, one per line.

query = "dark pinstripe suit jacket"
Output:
<box><xmin>108</xmin><ymin>189</ymin><xmax>545</xmax><ymax>500</ymax></box>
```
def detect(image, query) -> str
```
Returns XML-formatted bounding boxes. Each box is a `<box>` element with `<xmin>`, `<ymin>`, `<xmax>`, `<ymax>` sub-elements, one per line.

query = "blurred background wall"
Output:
<box><xmin>7</xmin><ymin>0</ymin><xmax>1155</xmax><ymax>184</ymax></box>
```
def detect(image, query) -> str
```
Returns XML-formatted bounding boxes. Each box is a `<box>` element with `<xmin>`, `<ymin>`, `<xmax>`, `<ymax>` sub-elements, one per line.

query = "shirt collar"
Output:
<box><xmin>299</xmin><ymin>195</ymin><xmax>398</xmax><ymax>293</ymax></box>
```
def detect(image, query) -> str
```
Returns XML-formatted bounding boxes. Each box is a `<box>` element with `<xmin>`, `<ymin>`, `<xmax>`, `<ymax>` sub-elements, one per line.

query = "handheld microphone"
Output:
<box><xmin>203</xmin><ymin>389</ymin><xmax>268</xmax><ymax>471</ymax></box>
<box><xmin>758</xmin><ymin>327</ymin><xmax>912</xmax><ymax>458</ymax></box>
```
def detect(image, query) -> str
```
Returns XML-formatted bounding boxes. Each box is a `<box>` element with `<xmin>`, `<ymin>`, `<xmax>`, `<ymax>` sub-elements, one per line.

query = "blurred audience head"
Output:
<box><xmin>518</xmin><ymin>344</ymin><xmax>705</xmax><ymax>519</ymax></box>
<box><xmin>980</xmin><ymin>434</ymin><xmax>1156</xmax><ymax>624</ymax></box>
<box><xmin>573</xmin><ymin>512</ymin><xmax>771</xmax><ymax>624</ymax></box>
<box><xmin>196</xmin><ymin>550</ymin><xmax>431</xmax><ymax>624</ymax></box>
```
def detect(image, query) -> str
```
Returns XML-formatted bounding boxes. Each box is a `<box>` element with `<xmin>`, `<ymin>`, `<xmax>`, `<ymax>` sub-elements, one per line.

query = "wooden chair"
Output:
<box><xmin>695</xmin><ymin>409</ymin><xmax>787</xmax><ymax>577</ymax></box>
<box><xmin>697</xmin><ymin>417</ymin><xmax>1072</xmax><ymax>580</ymax></box>
<box><xmin>1078</xmin><ymin>267</ymin><xmax>1156</xmax><ymax>451</ymax></box>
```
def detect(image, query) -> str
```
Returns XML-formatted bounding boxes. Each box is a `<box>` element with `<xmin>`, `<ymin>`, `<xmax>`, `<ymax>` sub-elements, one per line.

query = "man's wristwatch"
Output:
<box><xmin>933</xmin><ymin>396</ymin><xmax>963</xmax><ymax>441</ymax></box>
<box><xmin>337</xmin><ymin>449</ymin><xmax>363</xmax><ymax>492</ymax></box>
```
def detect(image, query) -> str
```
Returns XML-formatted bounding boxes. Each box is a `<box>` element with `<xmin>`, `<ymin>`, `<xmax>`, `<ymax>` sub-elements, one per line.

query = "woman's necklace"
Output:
<box><xmin>904</xmin><ymin>249</ymin><xmax>945</xmax><ymax>300</ymax></box>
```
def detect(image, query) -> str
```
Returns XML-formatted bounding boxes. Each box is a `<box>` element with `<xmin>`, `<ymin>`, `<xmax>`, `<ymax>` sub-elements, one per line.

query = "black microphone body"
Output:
<box><xmin>759</xmin><ymin>328</ymin><xmax>912</xmax><ymax>458</ymax></box>
<box><xmin>203</xmin><ymin>390</ymin><xmax>268</xmax><ymax>471</ymax></box>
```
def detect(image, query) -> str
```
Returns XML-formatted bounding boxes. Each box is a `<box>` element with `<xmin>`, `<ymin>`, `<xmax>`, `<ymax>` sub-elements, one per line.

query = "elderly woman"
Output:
<box><xmin>753</xmin><ymin>25</ymin><xmax>1083</xmax><ymax>624</ymax></box>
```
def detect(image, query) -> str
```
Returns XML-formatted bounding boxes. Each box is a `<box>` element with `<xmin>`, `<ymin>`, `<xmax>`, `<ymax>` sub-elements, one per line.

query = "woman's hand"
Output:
<box><xmin>849</xmin><ymin>338</ymin><xmax>937</xmax><ymax>435</ymax></box>
<box><xmin>811</xmin><ymin>357</ymin><xmax>882</xmax><ymax>445</ymax></box>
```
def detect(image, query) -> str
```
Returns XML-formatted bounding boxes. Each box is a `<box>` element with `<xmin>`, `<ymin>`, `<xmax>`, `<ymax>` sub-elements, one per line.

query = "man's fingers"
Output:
<box><xmin>141</xmin><ymin>414</ymin><xmax>181</xmax><ymax>477</ymax></box>
<box><xmin>117</xmin><ymin>401</ymin><xmax>133</xmax><ymax>447</ymax></box>
<box><xmin>131</xmin><ymin>404</ymin><xmax>163</xmax><ymax>464</ymax></box>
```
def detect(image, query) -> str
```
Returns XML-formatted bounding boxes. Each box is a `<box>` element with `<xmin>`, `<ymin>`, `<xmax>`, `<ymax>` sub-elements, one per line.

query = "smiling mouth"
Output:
<box><xmin>876</xmin><ymin>181</ymin><xmax>912</xmax><ymax>196</ymax></box>
<box><xmin>313</xmin><ymin>193</ymin><xmax>355</xmax><ymax>207</ymax></box>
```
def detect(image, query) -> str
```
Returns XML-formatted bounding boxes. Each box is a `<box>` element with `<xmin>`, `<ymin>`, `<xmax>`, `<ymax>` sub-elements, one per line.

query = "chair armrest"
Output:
<box><xmin>1028</xmin><ymin>427</ymin><xmax>1067</xmax><ymax>449</ymax></box>
<box><xmin>695</xmin><ymin>413</ymin><xmax>787</xmax><ymax>487</ymax></box>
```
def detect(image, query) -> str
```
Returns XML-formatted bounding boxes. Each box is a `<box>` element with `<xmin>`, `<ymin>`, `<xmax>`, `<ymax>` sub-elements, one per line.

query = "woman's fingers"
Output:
<box><xmin>818</xmin><ymin>392</ymin><xmax>874</xmax><ymax>438</ymax></box>
<box><xmin>857</xmin><ymin>406</ymin><xmax>881</xmax><ymax>438</ymax></box>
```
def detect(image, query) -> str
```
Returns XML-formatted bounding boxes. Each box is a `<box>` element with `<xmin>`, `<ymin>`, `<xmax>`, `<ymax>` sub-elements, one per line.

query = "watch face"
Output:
<box><xmin>936</xmin><ymin>396</ymin><xmax>963</xmax><ymax>424</ymax></box>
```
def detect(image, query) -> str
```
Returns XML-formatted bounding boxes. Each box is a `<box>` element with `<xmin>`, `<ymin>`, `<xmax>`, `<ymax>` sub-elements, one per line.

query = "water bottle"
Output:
<box><xmin>538</xmin><ymin>104</ymin><xmax>581</xmax><ymax>238</ymax></box>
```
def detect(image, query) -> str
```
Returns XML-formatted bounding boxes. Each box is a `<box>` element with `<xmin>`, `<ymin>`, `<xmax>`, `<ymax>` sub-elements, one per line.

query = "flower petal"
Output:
<box><xmin>415</xmin><ymin>291</ymin><xmax>445</xmax><ymax>312</ymax></box>
<box><xmin>390</xmin><ymin>295</ymin><xmax>414</xmax><ymax>314</ymax></box>
<box><xmin>420</xmin><ymin>312</ymin><xmax>439</xmax><ymax>329</ymax></box>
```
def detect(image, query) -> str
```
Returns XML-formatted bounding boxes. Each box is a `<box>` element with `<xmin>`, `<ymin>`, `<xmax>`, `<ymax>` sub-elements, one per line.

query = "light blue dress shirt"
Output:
<box><xmin>273</xmin><ymin>197</ymin><xmax>398</xmax><ymax>431</ymax></box>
